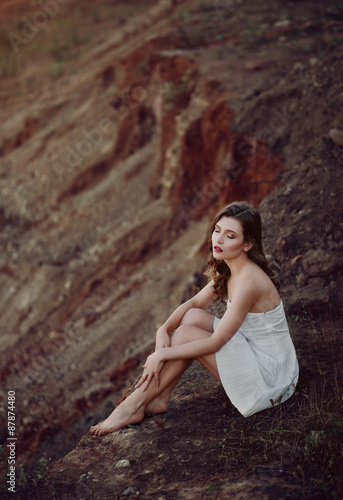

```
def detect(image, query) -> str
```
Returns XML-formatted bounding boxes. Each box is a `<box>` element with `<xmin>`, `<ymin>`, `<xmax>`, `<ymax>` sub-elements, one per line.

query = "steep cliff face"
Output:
<box><xmin>0</xmin><ymin>0</ymin><xmax>343</xmax><ymax>498</ymax></box>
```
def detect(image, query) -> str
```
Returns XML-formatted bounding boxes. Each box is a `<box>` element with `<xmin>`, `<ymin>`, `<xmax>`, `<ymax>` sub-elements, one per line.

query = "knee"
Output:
<box><xmin>171</xmin><ymin>325</ymin><xmax>188</xmax><ymax>346</ymax></box>
<box><xmin>179</xmin><ymin>308</ymin><xmax>203</xmax><ymax>328</ymax></box>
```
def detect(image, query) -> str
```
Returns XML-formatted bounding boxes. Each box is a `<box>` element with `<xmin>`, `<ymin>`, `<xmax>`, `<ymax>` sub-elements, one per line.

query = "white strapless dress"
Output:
<box><xmin>214</xmin><ymin>300</ymin><xmax>299</xmax><ymax>418</ymax></box>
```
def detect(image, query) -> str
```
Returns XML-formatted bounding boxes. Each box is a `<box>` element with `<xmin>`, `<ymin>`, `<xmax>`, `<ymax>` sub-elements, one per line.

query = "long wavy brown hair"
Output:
<box><xmin>205</xmin><ymin>202</ymin><xmax>278</xmax><ymax>302</ymax></box>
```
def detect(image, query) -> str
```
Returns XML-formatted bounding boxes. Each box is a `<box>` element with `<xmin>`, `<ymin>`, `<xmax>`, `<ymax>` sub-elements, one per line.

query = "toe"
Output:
<box><xmin>90</xmin><ymin>420</ymin><xmax>104</xmax><ymax>435</ymax></box>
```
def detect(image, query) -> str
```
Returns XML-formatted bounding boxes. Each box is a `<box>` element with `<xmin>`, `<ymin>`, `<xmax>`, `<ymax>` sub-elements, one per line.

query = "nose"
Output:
<box><xmin>216</xmin><ymin>232</ymin><xmax>224</xmax><ymax>244</ymax></box>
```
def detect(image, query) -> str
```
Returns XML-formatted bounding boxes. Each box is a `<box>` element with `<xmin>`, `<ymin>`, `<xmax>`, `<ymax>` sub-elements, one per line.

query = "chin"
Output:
<box><xmin>213</xmin><ymin>252</ymin><xmax>224</xmax><ymax>260</ymax></box>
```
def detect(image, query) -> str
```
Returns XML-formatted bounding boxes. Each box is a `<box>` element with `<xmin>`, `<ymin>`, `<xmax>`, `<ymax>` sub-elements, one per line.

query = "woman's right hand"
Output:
<box><xmin>155</xmin><ymin>329</ymin><xmax>170</xmax><ymax>351</ymax></box>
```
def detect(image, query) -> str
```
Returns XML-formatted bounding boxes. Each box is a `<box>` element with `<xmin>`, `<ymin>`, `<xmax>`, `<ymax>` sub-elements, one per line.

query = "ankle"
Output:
<box><xmin>120</xmin><ymin>393</ymin><xmax>145</xmax><ymax>416</ymax></box>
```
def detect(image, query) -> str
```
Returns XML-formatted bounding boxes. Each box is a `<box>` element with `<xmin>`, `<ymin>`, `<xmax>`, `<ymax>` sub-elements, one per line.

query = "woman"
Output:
<box><xmin>90</xmin><ymin>202</ymin><xmax>299</xmax><ymax>436</ymax></box>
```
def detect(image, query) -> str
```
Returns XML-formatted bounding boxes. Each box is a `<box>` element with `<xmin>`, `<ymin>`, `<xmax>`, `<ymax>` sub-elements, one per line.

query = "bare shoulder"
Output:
<box><xmin>244</xmin><ymin>263</ymin><xmax>273</xmax><ymax>288</ymax></box>
<box><xmin>231</xmin><ymin>263</ymin><xmax>280</xmax><ymax>313</ymax></box>
<box><xmin>246</xmin><ymin>264</ymin><xmax>280</xmax><ymax>312</ymax></box>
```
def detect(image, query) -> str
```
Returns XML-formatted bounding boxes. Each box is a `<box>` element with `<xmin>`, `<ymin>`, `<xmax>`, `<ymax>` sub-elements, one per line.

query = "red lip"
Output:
<box><xmin>213</xmin><ymin>246</ymin><xmax>223</xmax><ymax>253</ymax></box>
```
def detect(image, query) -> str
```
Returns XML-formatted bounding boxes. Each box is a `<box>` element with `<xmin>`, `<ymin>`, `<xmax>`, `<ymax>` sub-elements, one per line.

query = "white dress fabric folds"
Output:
<box><xmin>214</xmin><ymin>300</ymin><xmax>299</xmax><ymax>418</ymax></box>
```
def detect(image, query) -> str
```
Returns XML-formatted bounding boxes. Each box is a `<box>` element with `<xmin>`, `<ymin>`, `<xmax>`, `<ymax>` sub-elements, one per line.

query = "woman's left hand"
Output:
<box><xmin>136</xmin><ymin>350</ymin><xmax>165</xmax><ymax>392</ymax></box>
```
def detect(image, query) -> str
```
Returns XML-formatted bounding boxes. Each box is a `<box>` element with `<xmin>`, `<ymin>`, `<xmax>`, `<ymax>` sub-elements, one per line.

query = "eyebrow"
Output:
<box><xmin>215</xmin><ymin>223</ymin><xmax>237</xmax><ymax>235</ymax></box>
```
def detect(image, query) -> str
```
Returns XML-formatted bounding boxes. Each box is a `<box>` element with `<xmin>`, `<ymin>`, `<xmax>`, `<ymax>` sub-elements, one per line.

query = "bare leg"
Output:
<box><xmin>146</xmin><ymin>308</ymin><xmax>215</xmax><ymax>414</ymax></box>
<box><xmin>144</xmin><ymin>359</ymin><xmax>192</xmax><ymax>415</ymax></box>
<box><xmin>90</xmin><ymin>309</ymin><xmax>218</xmax><ymax>436</ymax></box>
<box><xmin>145</xmin><ymin>350</ymin><xmax>221</xmax><ymax>415</ymax></box>
<box><xmin>90</xmin><ymin>357</ymin><xmax>193</xmax><ymax>435</ymax></box>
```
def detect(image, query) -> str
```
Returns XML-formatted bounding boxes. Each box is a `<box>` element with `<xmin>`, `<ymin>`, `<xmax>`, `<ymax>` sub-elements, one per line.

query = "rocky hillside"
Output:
<box><xmin>0</xmin><ymin>0</ymin><xmax>343</xmax><ymax>498</ymax></box>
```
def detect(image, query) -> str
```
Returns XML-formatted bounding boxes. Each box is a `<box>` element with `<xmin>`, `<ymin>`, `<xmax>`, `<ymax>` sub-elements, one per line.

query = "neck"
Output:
<box><xmin>224</xmin><ymin>253</ymin><xmax>251</xmax><ymax>277</ymax></box>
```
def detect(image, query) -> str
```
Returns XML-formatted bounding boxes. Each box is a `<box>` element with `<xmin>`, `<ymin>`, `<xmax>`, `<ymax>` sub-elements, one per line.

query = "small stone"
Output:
<box><xmin>309</xmin><ymin>57</ymin><xmax>318</xmax><ymax>66</ymax></box>
<box><xmin>122</xmin><ymin>486</ymin><xmax>135</xmax><ymax>496</ymax></box>
<box><xmin>302</xmin><ymin>248</ymin><xmax>341</xmax><ymax>277</ymax></box>
<box><xmin>307</xmin><ymin>277</ymin><xmax>326</xmax><ymax>287</ymax></box>
<box><xmin>329</xmin><ymin>128</ymin><xmax>343</xmax><ymax>146</ymax></box>
<box><xmin>245</xmin><ymin>61</ymin><xmax>262</xmax><ymax>71</ymax></box>
<box><xmin>293</xmin><ymin>62</ymin><xmax>304</xmax><ymax>73</ymax></box>
<box><xmin>288</xmin><ymin>285</ymin><xmax>330</xmax><ymax>314</ymax></box>
<box><xmin>288</xmin><ymin>101</ymin><xmax>298</xmax><ymax>114</ymax></box>
<box><xmin>115</xmin><ymin>459</ymin><xmax>130</xmax><ymax>469</ymax></box>
<box><xmin>274</xmin><ymin>19</ymin><xmax>290</xmax><ymax>28</ymax></box>
<box><xmin>297</xmin><ymin>272</ymin><xmax>308</xmax><ymax>287</ymax></box>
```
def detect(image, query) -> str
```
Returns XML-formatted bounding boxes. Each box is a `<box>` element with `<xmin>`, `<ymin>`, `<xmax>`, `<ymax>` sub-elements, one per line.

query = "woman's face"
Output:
<box><xmin>212</xmin><ymin>216</ymin><xmax>251</xmax><ymax>261</ymax></box>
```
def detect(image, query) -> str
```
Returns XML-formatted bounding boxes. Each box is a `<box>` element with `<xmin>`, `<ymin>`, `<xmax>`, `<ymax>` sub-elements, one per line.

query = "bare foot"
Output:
<box><xmin>90</xmin><ymin>404</ymin><xmax>144</xmax><ymax>436</ymax></box>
